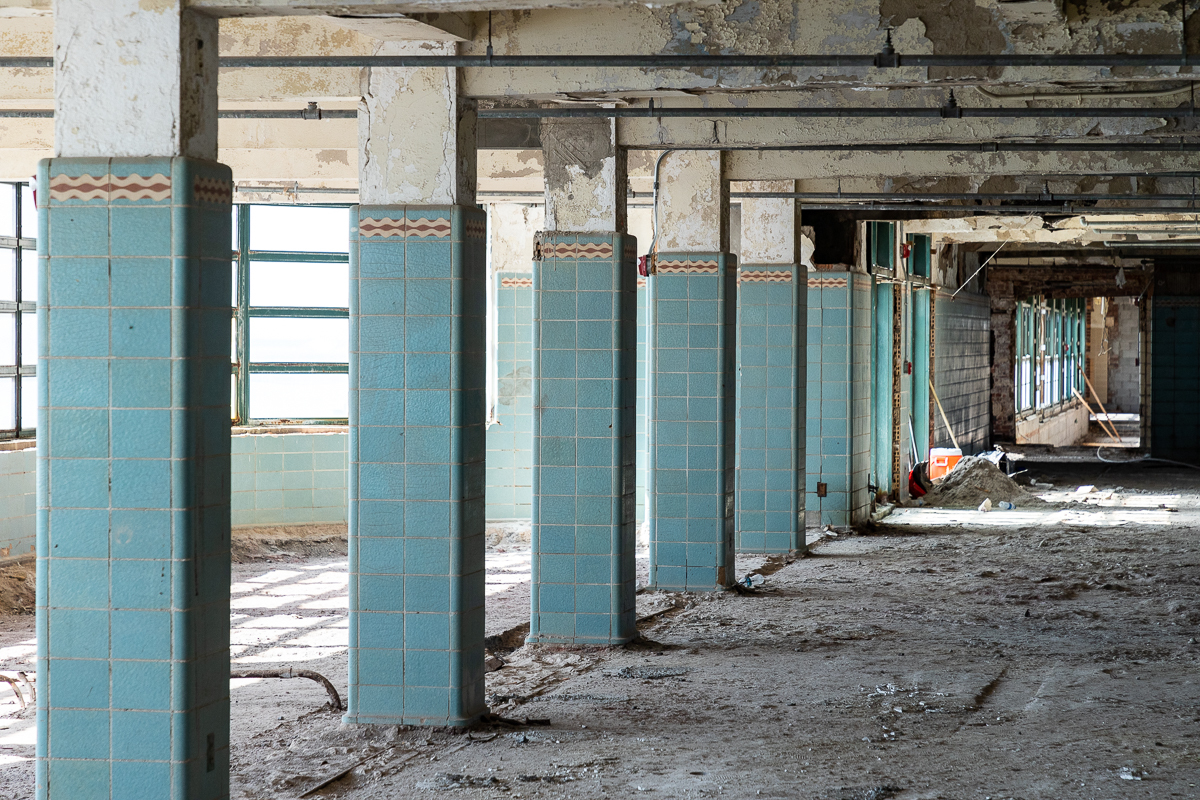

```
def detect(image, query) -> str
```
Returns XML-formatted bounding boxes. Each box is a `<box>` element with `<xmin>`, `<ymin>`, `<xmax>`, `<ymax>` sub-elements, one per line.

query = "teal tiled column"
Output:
<box><xmin>735</xmin><ymin>265</ymin><xmax>806</xmax><ymax>553</ymax></box>
<box><xmin>37</xmin><ymin>157</ymin><xmax>232</xmax><ymax>800</ymax></box>
<box><xmin>346</xmin><ymin>205</ymin><xmax>487</xmax><ymax>727</ymax></box>
<box><xmin>528</xmin><ymin>233</ymin><xmax>638</xmax><ymax>644</ymax></box>
<box><xmin>805</xmin><ymin>273</ymin><xmax>873</xmax><ymax>527</ymax></box>
<box><xmin>647</xmin><ymin>252</ymin><xmax>736</xmax><ymax>591</ymax></box>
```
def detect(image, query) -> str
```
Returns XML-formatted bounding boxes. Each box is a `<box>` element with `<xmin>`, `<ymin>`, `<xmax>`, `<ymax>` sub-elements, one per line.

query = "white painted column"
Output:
<box><xmin>656</xmin><ymin>150</ymin><xmax>728</xmax><ymax>253</ymax></box>
<box><xmin>55</xmin><ymin>0</ymin><xmax>217</xmax><ymax>158</ymax></box>
<box><xmin>541</xmin><ymin>117</ymin><xmax>626</xmax><ymax>232</ymax></box>
<box><xmin>358</xmin><ymin>42</ymin><xmax>476</xmax><ymax>206</ymax></box>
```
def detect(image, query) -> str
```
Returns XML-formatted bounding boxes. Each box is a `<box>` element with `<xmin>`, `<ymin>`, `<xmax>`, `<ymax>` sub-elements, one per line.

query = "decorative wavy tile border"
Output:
<box><xmin>740</xmin><ymin>269</ymin><xmax>793</xmax><ymax>284</ymax></box>
<box><xmin>51</xmin><ymin>172</ymin><xmax>173</xmax><ymax>203</ymax></box>
<box><xmin>406</xmin><ymin>217</ymin><xmax>452</xmax><ymax>238</ymax></box>
<box><xmin>193</xmin><ymin>176</ymin><xmax>232</xmax><ymax>205</ymax></box>
<box><xmin>656</xmin><ymin>257</ymin><xmax>719</xmax><ymax>275</ymax></box>
<box><xmin>808</xmin><ymin>277</ymin><xmax>849</xmax><ymax>288</ymax></box>
<box><xmin>464</xmin><ymin>218</ymin><xmax>487</xmax><ymax>239</ymax></box>
<box><xmin>500</xmin><ymin>277</ymin><xmax>533</xmax><ymax>288</ymax></box>
<box><xmin>637</xmin><ymin>277</ymin><xmax>647</xmax><ymax>288</ymax></box>
<box><xmin>541</xmin><ymin>241</ymin><xmax>615</xmax><ymax>259</ymax></box>
<box><xmin>359</xmin><ymin>217</ymin><xmax>452</xmax><ymax>239</ymax></box>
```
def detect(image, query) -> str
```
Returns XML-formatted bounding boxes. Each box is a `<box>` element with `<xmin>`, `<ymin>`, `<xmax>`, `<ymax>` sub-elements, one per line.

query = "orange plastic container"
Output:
<box><xmin>928</xmin><ymin>447</ymin><xmax>962</xmax><ymax>481</ymax></box>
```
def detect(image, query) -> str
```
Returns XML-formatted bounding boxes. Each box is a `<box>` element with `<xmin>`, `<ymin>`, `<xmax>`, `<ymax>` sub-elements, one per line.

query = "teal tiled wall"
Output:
<box><xmin>486</xmin><ymin>274</ymin><xmax>533</xmax><ymax>519</ymax></box>
<box><xmin>806</xmin><ymin>273</ymin><xmax>872</xmax><ymax>527</ymax></box>
<box><xmin>230</xmin><ymin>433</ymin><xmax>347</xmax><ymax>526</ymax></box>
<box><xmin>735</xmin><ymin>265</ymin><xmax>806</xmax><ymax>553</ymax></box>
<box><xmin>346</xmin><ymin>205</ymin><xmax>487</xmax><ymax>727</ymax></box>
<box><xmin>647</xmin><ymin>253</ymin><xmax>737</xmax><ymax>591</ymax></box>
<box><xmin>37</xmin><ymin>156</ymin><xmax>233</xmax><ymax>800</ymax></box>
<box><xmin>528</xmin><ymin>233</ymin><xmax>637</xmax><ymax>645</ymax></box>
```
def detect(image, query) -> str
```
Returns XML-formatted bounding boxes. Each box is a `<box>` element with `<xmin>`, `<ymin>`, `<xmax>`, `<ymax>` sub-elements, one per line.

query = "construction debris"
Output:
<box><xmin>922</xmin><ymin>456</ymin><xmax>1047</xmax><ymax>509</ymax></box>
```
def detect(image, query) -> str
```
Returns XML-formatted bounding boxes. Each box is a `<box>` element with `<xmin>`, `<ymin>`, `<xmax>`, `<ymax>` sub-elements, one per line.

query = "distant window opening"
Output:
<box><xmin>232</xmin><ymin>204</ymin><xmax>351</xmax><ymax>425</ymax></box>
<box><xmin>0</xmin><ymin>182</ymin><xmax>36</xmax><ymax>439</ymax></box>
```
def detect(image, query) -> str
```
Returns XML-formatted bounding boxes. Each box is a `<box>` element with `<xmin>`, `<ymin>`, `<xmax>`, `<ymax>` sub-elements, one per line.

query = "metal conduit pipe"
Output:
<box><xmin>0</xmin><ymin>108</ymin><xmax>356</xmax><ymax>120</ymax></box>
<box><xmin>479</xmin><ymin>106</ymin><xmax>1200</xmax><ymax>119</ymax></box>
<box><xmin>12</xmin><ymin>54</ymin><xmax>1200</xmax><ymax>69</ymax></box>
<box><xmin>731</xmin><ymin>192</ymin><xmax>1200</xmax><ymax>201</ymax></box>
<box><xmin>11</xmin><ymin>107</ymin><xmax>1197</xmax><ymax>121</ymax></box>
<box><xmin>795</xmin><ymin>203</ymin><xmax>1200</xmax><ymax>215</ymax></box>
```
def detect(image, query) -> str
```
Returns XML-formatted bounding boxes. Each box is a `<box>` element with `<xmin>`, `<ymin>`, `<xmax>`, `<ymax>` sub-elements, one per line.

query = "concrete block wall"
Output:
<box><xmin>230</xmin><ymin>432</ymin><xmax>348</xmax><ymax>526</ymax></box>
<box><xmin>934</xmin><ymin>291</ymin><xmax>991</xmax><ymax>455</ymax></box>
<box><xmin>805</xmin><ymin>272</ymin><xmax>872</xmax><ymax>527</ymax></box>
<box><xmin>0</xmin><ymin>446</ymin><xmax>34</xmax><ymax>558</ymax></box>
<box><xmin>1108</xmin><ymin>297</ymin><xmax>1141</xmax><ymax>413</ymax></box>
<box><xmin>1015</xmin><ymin>401</ymin><xmax>1088</xmax><ymax>446</ymax></box>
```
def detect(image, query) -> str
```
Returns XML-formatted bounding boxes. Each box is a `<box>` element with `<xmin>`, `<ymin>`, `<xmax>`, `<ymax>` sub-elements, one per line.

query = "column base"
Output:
<box><xmin>341</xmin><ymin>712</ymin><xmax>483</xmax><ymax>728</ymax></box>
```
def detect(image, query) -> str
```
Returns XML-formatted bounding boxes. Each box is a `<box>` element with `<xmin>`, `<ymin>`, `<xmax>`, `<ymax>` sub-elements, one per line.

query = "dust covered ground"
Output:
<box><xmin>1</xmin><ymin>460</ymin><xmax>1199</xmax><ymax>798</ymax></box>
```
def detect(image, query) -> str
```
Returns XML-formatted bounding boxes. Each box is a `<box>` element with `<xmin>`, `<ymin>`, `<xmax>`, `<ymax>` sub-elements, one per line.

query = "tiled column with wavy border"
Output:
<box><xmin>346</xmin><ymin>206</ymin><xmax>487</xmax><ymax>726</ymax></box>
<box><xmin>528</xmin><ymin>233</ymin><xmax>637</xmax><ymax>645</ymax></box>
<box><xmin>647</xmin><ymin>253</ymin><xmax>737</xmax><ymax>591</ymax></box>
<box><xmin>736</xmin><ymin>265</ymin><xmax>806</xmax><ymax>553</ymax></box>
<box><xmin>37</xmin><ymin>158</ymin><xmax>232</xmax><ymax>799</ymax></box>
<box><xmin>805</xmin><ymin>273</ymin><xmax>874</xmax><ymax>528</ymax></box>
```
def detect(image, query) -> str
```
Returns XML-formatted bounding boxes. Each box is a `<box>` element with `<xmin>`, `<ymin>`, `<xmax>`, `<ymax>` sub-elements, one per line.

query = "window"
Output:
<box><xmin>0</xmin><ymin>182</ymin><xmax>36</xmax><ymax>438</ymax></box>
<box><xmin>232</xmin><ymin>204</ymin><xmax>351</xmax><ymax>424</ymax></box>
<box><xmin>1014</xmin><ymin>296</ymin><xmax>1085</xmax><ymax>413</ymax></box>
<box><xmin>866</xmin><ymin>221</ymin><xmax>895</xmax><ymax>273</ymax></box>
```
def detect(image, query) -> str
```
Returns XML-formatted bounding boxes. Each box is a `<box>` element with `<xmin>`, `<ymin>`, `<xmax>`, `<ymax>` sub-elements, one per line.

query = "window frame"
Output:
<box><xmin>231</xmin><ymin>203</ymin><xmax>351</xmax><ymax>426</ymax></box>
<box><xmin>0</xmin><ymin>181</ymin><xmax>36</xmax><ymax>439</ymax></box>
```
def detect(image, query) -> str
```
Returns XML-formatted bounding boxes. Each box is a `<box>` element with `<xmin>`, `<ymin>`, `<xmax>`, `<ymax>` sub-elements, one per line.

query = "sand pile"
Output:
<box><xmin>923</xmin><ymin>456</ymin><xmax>1046</xmax><ymax>509</ymax></box>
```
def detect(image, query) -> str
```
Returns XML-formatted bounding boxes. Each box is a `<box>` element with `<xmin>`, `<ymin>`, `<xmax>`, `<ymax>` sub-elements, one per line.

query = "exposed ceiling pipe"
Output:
<box><xmin>976</xmin><ymin>83</ymin><xmax>1197</xmax><ymax>102</ymax></box>
<box><xmin>795</xmin><ymin>204</ymin><xmax>1200</xmax><ymax>214</ymax></box>
<box><xmin>0</xmin><ymin>108</ymin><xmax>356</xmax><ymax>120</ymax></box>
<box><xmin>479</xmin><ymin>105</ymin><xmax>1197</xmax><ymax>119</ymax></box>
<box><xmin>9</xmin><ymin>53</ymin><xmax>1200</xmax><ymax>69</ymax></box>
<box><xmin>733</xmin><ymin>191</ymin><xmax>1200</xmax><ymax>202</ymax></box>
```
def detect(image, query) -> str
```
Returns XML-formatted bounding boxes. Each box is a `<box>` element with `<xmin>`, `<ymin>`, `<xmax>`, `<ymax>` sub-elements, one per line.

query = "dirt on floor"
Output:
<box><xmin>0</xmin><ymin>562</ymin><xmax>34</xmax><ymax>616</ymax></box>
<box><xmin>1</xmin><ymin>460</ymin><xmax>1198</xmax><ymax>799</ymax></box>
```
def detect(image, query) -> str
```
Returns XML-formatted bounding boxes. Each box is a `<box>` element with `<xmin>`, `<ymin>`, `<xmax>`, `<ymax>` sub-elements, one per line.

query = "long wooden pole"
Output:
<box><xmin>1072</xmin><ymin>387</ymin><xmax>1121</xmax><ymax>442</ymax></box>
<box><xmin>929</xmin><ymin>379</ymin><xmax>960</xmax><ymax>451</ymax></box>
<box><xmin>1082</xmin><ymin>372</ymin><xmax>1121</xmax><ymax>443</ymax></box>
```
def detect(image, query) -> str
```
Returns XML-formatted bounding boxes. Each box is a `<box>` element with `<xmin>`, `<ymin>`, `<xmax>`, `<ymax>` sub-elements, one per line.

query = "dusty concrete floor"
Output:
<box><xmin>0</xmin><ymin>459</ymin><xmax>1198</xmax><ymax>798</ymax></box>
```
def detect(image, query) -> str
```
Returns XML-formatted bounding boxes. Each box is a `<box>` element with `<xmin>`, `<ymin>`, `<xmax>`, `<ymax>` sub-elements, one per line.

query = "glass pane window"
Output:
<box><xmin>21</xmin><ymin>312</ymin><xmax>35</xmax><ymax>366</ymax></box>
<box><xmin>0</xmin><ymin>249</ymin><xmax>15</xmax><ymax>302</ymax></box>
<box><xmin>19</xmin><ymin>185</ymin><xmax>35</xmax><ymax>238</ymax></box>
<box><xmin>0</xmin><ymin>377</ymin><xmax>13</xmax><ymax>430</ymax></box>
<box><xmin>0</xmin><ymin>313</ymin><xmax>15</xmax><ymax>366</ymax></box>
<box><xmin>20</xmin><ymin>376</ymin><xmax>34</xmax><ymax>430</ymax></box>
<box><xmin>249</xmin><ymin>205</ymin><xmax>350</xmax><ymax>253</ymax></box>
<box><xmin>250</xmin><ymin>318</ymin><xmax>349</xmax><ymax>363</ymax></box>
<box><xmin>249</xmin><ymin>374</ymin><xmax>348</xmax><ymax>419</ymax></box>
<box><xmin>0</xmin><ymin>185</ymin><xmax>14</xmax><ymax>238</ymax></box>
<box><xmin>250</xmin><ymin>261</ymin><xmax>349</xmax><ymax>308</ymax></box>
<box><xmin>21</xmin><ymin>251</ymin><xmax>36</xmax><ymax>303</ymax></box>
